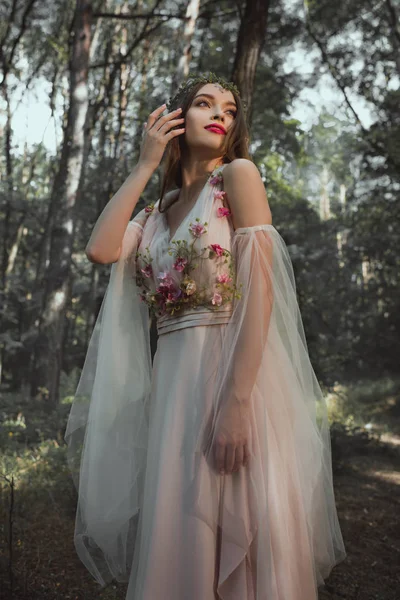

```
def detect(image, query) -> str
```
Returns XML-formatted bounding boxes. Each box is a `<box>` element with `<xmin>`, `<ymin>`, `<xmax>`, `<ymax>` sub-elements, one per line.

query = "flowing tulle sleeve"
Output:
<box><xmin>198</xmin><ymin>223</ymin><xmax>346</xmax><ymax>593</ymax></box>
<box><xmin>64</xmin><ymin>213</ymin><xmax>152</xmax><ymax>586</ymax></box>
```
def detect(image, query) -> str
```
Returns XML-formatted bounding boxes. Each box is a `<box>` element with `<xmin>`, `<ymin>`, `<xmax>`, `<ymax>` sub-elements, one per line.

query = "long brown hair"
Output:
<box><xmin>158</xmin><ymin>81</ymin><xmax>252</xmax><ymax>213</ymax></box>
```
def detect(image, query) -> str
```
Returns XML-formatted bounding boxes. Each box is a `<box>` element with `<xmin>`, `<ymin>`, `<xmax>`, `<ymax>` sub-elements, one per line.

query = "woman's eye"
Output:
<box><xmin>197</xmin><ymin>101</ymin><xmax>236</xmax><ymax>117</ymax></box>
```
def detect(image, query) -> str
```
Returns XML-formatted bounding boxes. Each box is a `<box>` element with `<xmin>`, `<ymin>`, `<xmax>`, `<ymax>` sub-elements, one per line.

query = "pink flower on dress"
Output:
<box><xmin>144</xmin><ymin>203</ymin><xmax>154</xmax><ymax>213</ymax></box>
<box><xmin>217</xmin><ymin>273</ymin><xmax>232</xmax><ymax>284</ymax></box>
<box><xmin>213</xmin><ymin>190</ymin><xmax>226</xmax><ymax>201</ymax></box>
<box><xmin>157</xmin><ymin>271</ymin><xmax>179</xmax><ymax>298</ymax></box>
<box><xmin>166</xmin><ymin>289</ymin><xmax>182</xmax><ymax>303</ymax></box>
<box><xmin>173</xmin><ymin>257</ymin><xmax>188</xmax><ymax>272</ymax></box>
<box><xmin>217</xmin><ymin>207</ymin><xmax>231</xmax><ymax>218</ymax></box>
<box><xmin>209</xmin><ymin>173</ymin><xmax>223</xmax><ymax>186</ymax></box>
<box><xmin>212</xmin><ymin>292</ymin><xmax>223</xmax><ymax>306</ymax></box>
<box><xmin>158</xmin><ymin>271</ymin><xmax>174</xmax><ymax>284</ymax></box>
<box><xmin>140</xmin><ymin>264</ymin><xmax>153</xmax><ymax>278</ymax></box>
<box><xmin>210</xmin><ymin>243</ymin><xmax>224</xmax><ymax>257</ymax></box>
<box><xmin>189</xmin><ymin>222</ymin><xmax>207</xmax><ymax>238</ymax></box>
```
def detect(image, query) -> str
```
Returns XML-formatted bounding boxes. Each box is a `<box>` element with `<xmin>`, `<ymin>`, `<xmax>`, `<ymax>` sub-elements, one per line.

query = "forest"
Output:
<box><xmin>0</xmin><ymin>0</ymin><xmax>399</xmax><ymax>598</ymax></box>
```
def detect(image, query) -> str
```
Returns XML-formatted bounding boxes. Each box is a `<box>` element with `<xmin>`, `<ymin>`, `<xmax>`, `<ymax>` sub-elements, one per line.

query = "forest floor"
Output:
<box><xmin>0</xmin><ymin>424</ymin><xmax>399</xmax><ymax>600</ymax></box>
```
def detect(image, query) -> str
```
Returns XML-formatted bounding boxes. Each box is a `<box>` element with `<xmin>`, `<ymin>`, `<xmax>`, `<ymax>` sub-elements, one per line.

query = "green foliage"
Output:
<box><xmin>0</xmin><ymin>0</ymin><xmax>398</xmax><ymax>413</ymax></box>
<box><xmin>326</xmin><ymin>377</ymin><xmax>400</xmax><ymax>437</ymax></box>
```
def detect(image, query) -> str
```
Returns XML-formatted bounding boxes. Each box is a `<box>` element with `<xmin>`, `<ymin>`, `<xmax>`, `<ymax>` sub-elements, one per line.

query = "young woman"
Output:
<box><xmin>65</xmin><ymin>73</ymin><xmax>346</xmax><ymax>600</ymax></box>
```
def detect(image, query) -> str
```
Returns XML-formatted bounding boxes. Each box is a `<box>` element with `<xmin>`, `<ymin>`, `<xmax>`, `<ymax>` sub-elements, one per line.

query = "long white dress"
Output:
<box><xmin>65</xmin><ymin>163</ymin><xmax>346</xmax><ymax>600</ymax></box>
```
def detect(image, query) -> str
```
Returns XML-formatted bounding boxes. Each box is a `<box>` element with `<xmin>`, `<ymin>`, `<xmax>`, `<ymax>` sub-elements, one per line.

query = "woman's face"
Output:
<box><xmin>182</xmin><ymin>83</ymin><xmax>237</xmax><ymax>156</ymax></box>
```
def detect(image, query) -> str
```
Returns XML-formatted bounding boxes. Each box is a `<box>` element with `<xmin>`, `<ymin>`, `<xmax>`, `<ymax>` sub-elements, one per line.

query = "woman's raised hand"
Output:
<box><xmin>138</xmin><ymin>103</ymin><xmax>185</xmax><ymax>172</ymax></box>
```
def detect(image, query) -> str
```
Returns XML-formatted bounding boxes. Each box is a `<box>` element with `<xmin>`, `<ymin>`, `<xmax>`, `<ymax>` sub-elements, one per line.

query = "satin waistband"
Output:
<box><xmin>156</xmin><ymin>306</ymin><xmax>233</xmax><ymax>335</ymax></box>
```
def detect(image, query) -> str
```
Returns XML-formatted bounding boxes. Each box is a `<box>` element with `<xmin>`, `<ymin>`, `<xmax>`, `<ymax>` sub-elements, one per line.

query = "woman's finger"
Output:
<box><xmin>152</xmin><ymin>107</ymin><xmax>182</xmax><ymax>131</ymax></box>
<box><xmin>233</xmin><ymin>444</ymin><xmax>244</xmax><ymax>472</ymax></box>
<box><xmin>225</xmin><ymin>444</ymin><xmax>236</xmax><ymax>475</ymax></box>
<box><xmin>243</xmin><ymin>443</ymin><xmax>251</xmax><ymax>467</ymax></box>
<box><xmin>146</xmin><ymin>103</ymin><xmax>167</xmax><ymax>129</ymax></box>
<box><xmin>165</xmin><ymin>127</ymin><xmax>185</xmax><ymax>140</ymax></box>
<box><xmin>158</xmin><ymin>117</ymin><xmax>185</xmax><ymax>134</ymax></box>
<box><xmin>215</xmin><ymin>441</ymin><xmax>226</xmax><ymax>475</ymax></box>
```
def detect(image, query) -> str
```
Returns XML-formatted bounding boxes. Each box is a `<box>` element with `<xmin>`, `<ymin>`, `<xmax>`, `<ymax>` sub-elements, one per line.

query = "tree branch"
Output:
<box><xmin>92</xmin><ymin>3</ymin><xmax>235</xmax><ymax>23</ymax></box>
<box><xmin>0</xmin><ymin>0</ymin><xmax>38</xmax><ymax>88</ymax></box>
<box><xmin>385</xmin><ymin>0</ymin><xmax>400</xmax><ymax>47</ymax></box>
<box><xmin>304</xmin><ymin>16</ymin><xmax>399</xmax><ymax>168</ymax></box>
<box><xmin>92</xmin><ymin>11</ymin><xmax>182</xmax><ymax>20</ymax></box>
<box><xmin>90</xmin><ymin>20</ymin><xmax>164</xmax><ymax>69</ymax></box>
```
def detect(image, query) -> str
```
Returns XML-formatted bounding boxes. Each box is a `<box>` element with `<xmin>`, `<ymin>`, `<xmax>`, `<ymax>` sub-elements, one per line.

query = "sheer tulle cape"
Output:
<box><xmin>64</xmin><ymin>220</ymin><xmax>151</xmax><ymax>585</ymax></box>
<box><xmin>64</xmin><ymin>218</ymin><xmax>346</xmax><ymax>592</ymax></box>
<box><xmin>191</xmin><ymin>224</ymin><xmax>346</xmax><ymax>596</ymax></box>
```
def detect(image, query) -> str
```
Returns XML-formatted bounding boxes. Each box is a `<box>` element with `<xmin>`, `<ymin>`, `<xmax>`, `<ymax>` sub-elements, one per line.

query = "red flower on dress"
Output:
<box><xmin>210</xmin><ymin>243</ymin><xmax>224</xmax><ymax>257</ymax></box>
<box><xmin>217</xmin><ymin>207</ymin><xmax>231</xmax><ymax>218</ymax></box>
<box><xmin>141</xmin><ymin>264</ymin><xmax>153</xmax><ymax>278</ymax></box>
<box><xmin>217</xmin><ymin>273</ymin><xmax>232</xmax><ymax>283</ymax></box>
<box><xmin>173</xmin><ymin>257</ymin><xmax>188</xmax><ymax>272</ymax></box>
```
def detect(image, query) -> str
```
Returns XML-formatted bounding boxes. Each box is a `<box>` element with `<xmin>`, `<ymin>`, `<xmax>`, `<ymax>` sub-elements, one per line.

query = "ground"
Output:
<box><xmin>1</xmin><ymin>425</ymin><xmax>399</xmax><ymax>600</ymax></box>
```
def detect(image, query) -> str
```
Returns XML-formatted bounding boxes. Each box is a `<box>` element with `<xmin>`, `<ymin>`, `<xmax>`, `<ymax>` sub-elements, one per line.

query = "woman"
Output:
<box><xmin>65</xmin><ymin>73</ymin><xmax>346</xmax><ymax>600</ymax></box>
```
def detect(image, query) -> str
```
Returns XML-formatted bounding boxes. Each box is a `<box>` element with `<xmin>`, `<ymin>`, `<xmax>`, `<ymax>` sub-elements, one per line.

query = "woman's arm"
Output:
<box><xmin>223</xmin><ymin>159</ymin><xmax>273</xmax><ymax>404</ymax></box>
<box><xmin>85</xmin><ymin>162</ymin><xmax>154</xmax><ymax>264</ymax></box>
<box><xmin>86</xmin><ymin>103</ymin><xmax>186</xmax><ymax>264</ymax></box>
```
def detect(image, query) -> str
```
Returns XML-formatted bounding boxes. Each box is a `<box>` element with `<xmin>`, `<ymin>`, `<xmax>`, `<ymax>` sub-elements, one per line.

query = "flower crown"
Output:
<box><xmin>166</xmin><ymin>71</ymin><xmax>246</xmax><ymax>112</ymax></box>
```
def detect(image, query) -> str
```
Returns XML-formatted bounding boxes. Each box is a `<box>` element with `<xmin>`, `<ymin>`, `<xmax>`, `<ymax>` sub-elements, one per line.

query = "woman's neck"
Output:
<box><xmin>179</xmin><ymin>158</ymin><xmax>224</xmax><ymax>203</ymax></box>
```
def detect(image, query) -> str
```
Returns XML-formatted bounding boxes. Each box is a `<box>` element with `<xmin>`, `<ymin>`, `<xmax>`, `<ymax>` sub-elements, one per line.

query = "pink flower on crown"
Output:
<box><xmin>217</xmin><ymin>273</ymin><xmax>232</xmax><ymax>284</ymax></box>
<box><xmin>212</xmin><ymin>292</ymin><xmax>223</xmax><ymax>306</ymax></box>
<box><xmin>173</xmin><ymin>257</ymin><xmax>188</xmax><ymax>272</ymax></box>
<box><xmin>189</xmin><ymin>222</ymin><xmax>207</xmax><ymax>238</ymax></box>
<box><xmin>140</xmin><ymin>264</ymin><xmax>153</xmax><ymax>278</ymax></box>
<box><xmin>210</xmin><ymin>243</ymin><xmax>224</xmax><ymax>257</ymax></box>
<box><xmin>213</xmin><ymin>190</ymin><xmax>226</xmax><ymax>201</ymax></box>
<box><xmin>217</xmin><ymin>207</ymin><xmax>231</xmax><ymax>218</ymax></box>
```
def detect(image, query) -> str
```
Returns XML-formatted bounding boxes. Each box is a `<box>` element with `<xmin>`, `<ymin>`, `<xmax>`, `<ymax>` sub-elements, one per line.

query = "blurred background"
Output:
<box><xmin>0</xmin><ymin>0</ymin><xmax>399</xmax><ymax>598</ymax></box>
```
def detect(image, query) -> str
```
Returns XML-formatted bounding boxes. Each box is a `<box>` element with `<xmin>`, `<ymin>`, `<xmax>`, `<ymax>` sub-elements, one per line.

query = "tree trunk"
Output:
<box><xmin>171</xmin><ymin>0</ymin><xmax>200</xmax><ymax>90</ymax></box>
<box><xmin>30</xmin><ymin>0</ymin><xmax>91</xmax><ymax>404</ymax></box>
<box><xmin>231</xmin><ymin>0</ymin><xmax>269</xmax><ymax>125</ymax></box>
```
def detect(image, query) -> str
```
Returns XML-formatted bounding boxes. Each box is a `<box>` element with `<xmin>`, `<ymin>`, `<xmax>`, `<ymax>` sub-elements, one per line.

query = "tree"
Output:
<box><xmin>30</xmin><ymin>0</ymin><xmax>91</xmax><ymax>403</ymax></box>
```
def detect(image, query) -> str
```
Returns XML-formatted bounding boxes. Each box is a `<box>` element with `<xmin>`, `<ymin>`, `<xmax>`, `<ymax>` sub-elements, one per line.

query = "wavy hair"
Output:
<box><xmin>158</xmin><ymin>80</ymin><xmax>252</xmax><ymax>213</ymax></box>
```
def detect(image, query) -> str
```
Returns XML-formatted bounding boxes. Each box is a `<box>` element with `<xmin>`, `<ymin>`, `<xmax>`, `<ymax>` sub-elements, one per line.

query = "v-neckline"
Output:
<box><xmin>163</xmin><ymin>166</ymin><xmax>221</xmax><ymax>243</ymax></box>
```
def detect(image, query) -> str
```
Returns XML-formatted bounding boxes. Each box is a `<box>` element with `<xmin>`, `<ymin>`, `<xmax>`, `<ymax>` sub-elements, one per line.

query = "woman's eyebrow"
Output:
<box><xmin>193</xmin><ymin>93</ymin><xmax>237</xmax><ymax>108</ymax></box>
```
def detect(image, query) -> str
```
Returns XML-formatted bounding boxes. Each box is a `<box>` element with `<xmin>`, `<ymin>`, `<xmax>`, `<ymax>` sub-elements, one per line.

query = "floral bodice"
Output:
<box><xmin>134</xmin><ymin>165</ymin><xmax>242</xmax><ymax>323</ymax></box>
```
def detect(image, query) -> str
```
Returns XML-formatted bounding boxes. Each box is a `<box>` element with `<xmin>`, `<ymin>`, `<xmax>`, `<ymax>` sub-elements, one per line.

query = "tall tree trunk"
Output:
<box><xmin>385</xmin><ymin>0</ymin><xmax>400</xmax><ymax>76</ymax></box>
<box><xmin>231</xmin><ymin>0</ymin><xmax>269</xmax><ymax>125</ymax></box>
<box><xmin>132</xmin><ymin>38</ymin><xmax>153</xmax><ymax>164</ymax></box>
<box><xmin>0</xmin><ymin>79</ymin><xmax>14</xmax><ymax>385</ymax></box>
<box><xmin>172</xmin><ymin>0</ymin><xmax>200</xmax><ymax>90</ymax></box>
<box><xmin>319</xmin><ymin>165</ymin><xmax>331</xmax><ymax>220</ymax></box>
<box><xmin>30</xmin><ymin>0</ymin><xmax>91</xmax><ymax>404</ymax></box>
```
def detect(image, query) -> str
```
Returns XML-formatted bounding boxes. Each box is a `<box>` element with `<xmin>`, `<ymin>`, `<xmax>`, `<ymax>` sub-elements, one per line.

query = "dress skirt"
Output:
<box><xmin>125</xmin><ymin>323</ymin><xmax>321</xmax><ymax>600</ymax></box>
<box><xmin>66</xmin><ymin>170</ymin><xmax>346</xmax><ymax>598</ymax></box>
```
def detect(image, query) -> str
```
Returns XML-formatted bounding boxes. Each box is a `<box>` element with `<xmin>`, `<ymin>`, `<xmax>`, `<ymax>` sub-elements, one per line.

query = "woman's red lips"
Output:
<box><xmin>204</xmin><ymin>124</ymin><xmax>226</xmax><ymax>135</ymax></box>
